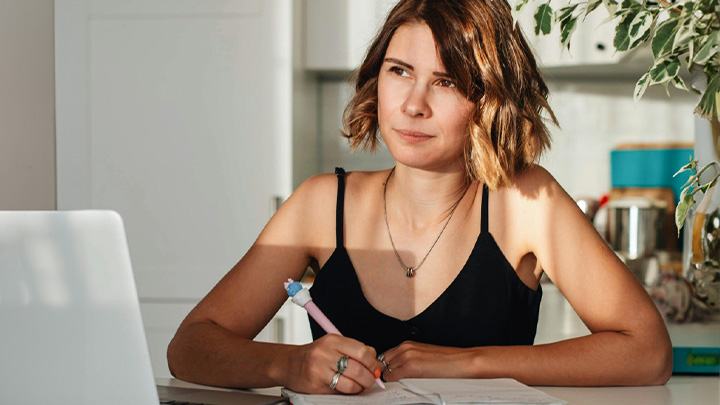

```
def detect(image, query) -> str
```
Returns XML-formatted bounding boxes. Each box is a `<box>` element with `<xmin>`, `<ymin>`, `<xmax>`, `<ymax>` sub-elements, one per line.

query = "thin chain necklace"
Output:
<box><xmin>383</xmin><ymin>168</ymin><xmax>470</xmax><ymax>277</ymax></box>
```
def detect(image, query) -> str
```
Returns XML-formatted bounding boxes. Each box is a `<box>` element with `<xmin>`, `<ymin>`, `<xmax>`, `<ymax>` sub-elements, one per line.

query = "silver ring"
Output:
<box><xmin>336</xmin><ymin>355</ymin><xmax>348</xmax><ymax>374</ymax></box>
<box><xmin>377</xmin><ymin>354</ymin><xmax>392</xmax><ymax>372</ymax></box>
<box><xmin>329</xmin><ymin>371</ymin><xmax>342</xmax><ymax>390</ymax></box>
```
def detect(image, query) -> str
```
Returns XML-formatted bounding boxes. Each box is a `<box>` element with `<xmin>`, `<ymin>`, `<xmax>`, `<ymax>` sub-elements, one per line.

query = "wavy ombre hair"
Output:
<box><xmin>341</xmin><ymin>0</ymin><xmax>558</xmax><ymax>189</ymax></box>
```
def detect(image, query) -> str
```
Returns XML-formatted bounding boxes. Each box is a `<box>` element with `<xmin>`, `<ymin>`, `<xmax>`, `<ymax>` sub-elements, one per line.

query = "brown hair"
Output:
<box><xmin>342</xmin><ymin>0</ymin><xmax>558</xmax><ymax>189</ymax></box>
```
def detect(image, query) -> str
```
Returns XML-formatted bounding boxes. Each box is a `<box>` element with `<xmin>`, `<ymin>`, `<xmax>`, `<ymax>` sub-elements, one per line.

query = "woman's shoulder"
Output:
<box><xmin>295</xmin><ymin>169</ymin><xmax>387</xmax><ymax>194</ymax></box>
<box><xmin>496</xmin><ymin>164</ymin><xmax>576</xmax><ymax>220</ymax></box>
<box><xmin>291</xmin><ymin>169</ymin><xmax>388</xmax><ymax>210</ymax></box>
<box><xmin>503</xmin><ymin>164</ymin><xmax>566</xmax><ymax>202</ymax></box>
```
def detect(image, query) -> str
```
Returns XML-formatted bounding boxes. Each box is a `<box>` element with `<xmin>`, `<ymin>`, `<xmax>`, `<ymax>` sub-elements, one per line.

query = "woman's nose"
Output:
<box><xmin>401</xmin><ymin>85</ymin><xmax>432</xmax><ymax>118</ymax></box>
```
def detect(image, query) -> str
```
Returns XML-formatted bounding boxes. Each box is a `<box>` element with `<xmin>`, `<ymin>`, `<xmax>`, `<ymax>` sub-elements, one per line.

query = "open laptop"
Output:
<box><xmin>0</xmin><ymin>210</ymin><xmax>285</xmax><ymax>405</ymax></box>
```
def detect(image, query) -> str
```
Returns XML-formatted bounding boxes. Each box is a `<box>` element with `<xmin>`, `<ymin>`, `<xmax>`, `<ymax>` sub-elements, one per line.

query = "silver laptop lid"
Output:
<box><xmin>0</xmin><ymin>210</ymin><xmax>159</xmax><ymax>405</ymax></box>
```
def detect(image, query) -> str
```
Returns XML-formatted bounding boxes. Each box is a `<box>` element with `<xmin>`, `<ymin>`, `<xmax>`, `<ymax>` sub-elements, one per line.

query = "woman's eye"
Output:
<box><xmin>389</xmin><ymin>66</ymin><xmax>409</xmax><ymax>77</ymax></box>
<box><xmin>438</xmin><ymin>79</ymin><xmax>456</xmax><ymax>88</ymax></box>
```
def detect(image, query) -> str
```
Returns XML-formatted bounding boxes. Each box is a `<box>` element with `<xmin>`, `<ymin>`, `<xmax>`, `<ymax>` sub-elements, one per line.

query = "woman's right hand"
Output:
<box><xmin>281</xmin><ymin>334</ymin><xmax>381</xmax><ymax>394</ymax></box>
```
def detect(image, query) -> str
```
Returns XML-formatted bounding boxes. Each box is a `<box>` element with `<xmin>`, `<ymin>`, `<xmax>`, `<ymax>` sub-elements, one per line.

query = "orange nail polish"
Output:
<box><xmin>374</xmin><ymin>368</ymin><xmax>382</xmax><ymax>379</ymax></box>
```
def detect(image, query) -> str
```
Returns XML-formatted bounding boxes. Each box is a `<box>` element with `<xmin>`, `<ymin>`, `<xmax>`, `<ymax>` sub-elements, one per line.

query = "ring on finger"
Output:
<box><xmin>329</xmin><ymin>371</ymin><xmax>342</xmax><ymax>390</ymax></box>
<box><xmin>377</xmin><ymin>354</ymin><xmax>392</xmax><ymax>372</ymax></box>
<box><xmin>336</xmin><ymin>355</ymin><xmax>348</xmax><ymax>374</ymax></box>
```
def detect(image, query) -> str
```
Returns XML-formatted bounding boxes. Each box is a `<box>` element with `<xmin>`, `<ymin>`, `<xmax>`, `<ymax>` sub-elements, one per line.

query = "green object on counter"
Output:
<box><xmin>610</xmin><ymin>149</ymin><xmax>694</xmax><ymax>204</ymax></box>
<box><xmin>672</xmin><ymin>347</ymin><xmax>720</xmax><ymax>375</ymax></box>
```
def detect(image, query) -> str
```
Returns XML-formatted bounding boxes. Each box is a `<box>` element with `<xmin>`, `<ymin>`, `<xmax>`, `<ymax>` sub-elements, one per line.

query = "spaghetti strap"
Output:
<box><xmin>334</xmin><ymin>167</ymin><xmax>346</xmax><ymax>247</ymax></box>
<box><xmin>481</xmin><ymin>183</ymin><xmax>489</xmax><ymax>234</ymax></box>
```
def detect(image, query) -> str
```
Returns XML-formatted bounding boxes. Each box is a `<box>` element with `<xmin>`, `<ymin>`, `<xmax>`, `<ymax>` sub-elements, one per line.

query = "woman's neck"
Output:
<box><xmin>386</xmin><ymin>163</ymin><xmax>475</xmax><ymax>231</ymax></box>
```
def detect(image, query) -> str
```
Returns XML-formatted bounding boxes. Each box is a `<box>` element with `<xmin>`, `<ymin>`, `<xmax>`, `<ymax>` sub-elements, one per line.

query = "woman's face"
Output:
<box><xmin>377</xmin><ymin>22</ymin><xmax>475</xmax><ymax>172</ymax></box>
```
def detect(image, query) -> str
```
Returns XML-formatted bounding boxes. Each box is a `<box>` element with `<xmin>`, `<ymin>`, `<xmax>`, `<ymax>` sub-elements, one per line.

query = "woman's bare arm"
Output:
<box><xmin>382</xmin><ymin>166</ymin><xmax>672</xmax><ymax>386</ymax></box>
<box><xmin>167</xmin><ymin>174</ymin><xmax>379</xmax><ymax>393</ymax></box>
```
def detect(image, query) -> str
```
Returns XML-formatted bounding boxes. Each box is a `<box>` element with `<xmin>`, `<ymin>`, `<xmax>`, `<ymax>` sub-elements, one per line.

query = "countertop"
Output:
<box><xmin>157</xmin><ymin>376</ymin><xmax>720</xmax><ymax>404</ymax></box>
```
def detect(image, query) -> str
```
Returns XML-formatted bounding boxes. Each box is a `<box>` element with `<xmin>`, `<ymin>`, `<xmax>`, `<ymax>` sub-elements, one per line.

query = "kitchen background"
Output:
<box><xmin>1</xmin><ymin>0</ymin><xmax>715</xmax><ymax>379</ymax></box>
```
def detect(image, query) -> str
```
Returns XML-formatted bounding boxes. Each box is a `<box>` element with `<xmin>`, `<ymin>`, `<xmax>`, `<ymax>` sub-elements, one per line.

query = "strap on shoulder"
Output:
<box><xmin>481</xmin><ymin>183</ymin><xmax>489</xmax><ymax>234</ymax></box>
<box><xmin>334</xmin><ymin>167</ymin><xmax>346</xmax><ymax>246</ymax></box>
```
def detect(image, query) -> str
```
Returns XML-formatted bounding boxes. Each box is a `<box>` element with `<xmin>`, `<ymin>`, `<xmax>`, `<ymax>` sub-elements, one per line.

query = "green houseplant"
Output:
<box><xmin>513</xmin><ymin>0</ymin><xmax>720</xmax><ymax>317</ymax></box>
<box><xmin>513</xmin><ymin>0</ymin><xmax>720</xmax><ymax>119</ymax></box>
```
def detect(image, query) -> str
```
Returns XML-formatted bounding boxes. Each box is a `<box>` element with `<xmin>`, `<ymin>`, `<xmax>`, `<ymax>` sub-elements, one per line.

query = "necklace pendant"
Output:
<box><xmin>406</xmin><ymin>267</ymin><xmax>415</xmax><ymax>277</ymax></box>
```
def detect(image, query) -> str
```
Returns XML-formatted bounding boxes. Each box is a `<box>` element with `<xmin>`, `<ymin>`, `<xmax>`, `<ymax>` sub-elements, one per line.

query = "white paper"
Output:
<box><xmin>400</xmin><ymin>378</ymin><xmax>566</xmax><ymax>404</ymax></box>
<box><xmin>282</xmin><ymin>383</ymin><xmax>432</xmax><ymax>405</ymax></box>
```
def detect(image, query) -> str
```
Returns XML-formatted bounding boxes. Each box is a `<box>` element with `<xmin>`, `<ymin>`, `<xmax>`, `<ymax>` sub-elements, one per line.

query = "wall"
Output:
<box><xmin>0</xmin><ymin>0</ymin><xmax>56</xmax><ymax>210</ymax></box>
<box><xmin>542</xmin><ymin>79</ymin><xmax>696</xmax><ymax>198</ymax></box>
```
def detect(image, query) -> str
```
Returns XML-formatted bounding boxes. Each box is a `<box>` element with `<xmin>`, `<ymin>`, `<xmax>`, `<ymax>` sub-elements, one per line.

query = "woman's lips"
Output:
<box><xmin>395</xmin><ymin>129</ymin><xmax>434</xmax><ymax>143</ymax></box>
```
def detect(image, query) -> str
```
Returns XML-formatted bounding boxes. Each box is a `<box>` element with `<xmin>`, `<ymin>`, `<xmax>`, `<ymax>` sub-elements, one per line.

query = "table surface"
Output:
<box><xmin>157</xmin><ymin>376</ymin><xmax>719</xmax><ymax>404</ymax></box>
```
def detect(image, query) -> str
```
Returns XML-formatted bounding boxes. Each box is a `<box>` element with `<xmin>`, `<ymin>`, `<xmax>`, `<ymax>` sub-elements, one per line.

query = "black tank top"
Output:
<box><xmin>308</xmin><ymin>168</ymin><xmax>542</xmax><ymax>354</ymax></box>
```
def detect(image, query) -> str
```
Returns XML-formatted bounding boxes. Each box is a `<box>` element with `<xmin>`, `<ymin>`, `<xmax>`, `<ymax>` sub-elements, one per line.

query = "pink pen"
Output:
<box><xmin>284</xmin><ymin>279</ymin><xmax>386</xmax><ymax>390</ymax></box>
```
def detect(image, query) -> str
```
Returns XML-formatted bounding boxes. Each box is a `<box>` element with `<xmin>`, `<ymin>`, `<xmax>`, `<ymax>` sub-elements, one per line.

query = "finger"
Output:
<box><xmin>328</xmin><ymin>372</ymin><xmax>363</xmax><ymax>394</ymax></box>
<box><xmin>378</xmin><ymin>343</ymin><xmax>416</xmax><ymax>381</ymax></box>
<box><xmin>338</xmin><ymin>358</ymin><xmax>376</xmax><ymax>390</ymax></box>
<box><xmin>326</xmin><ymin>335</ymin><xmax>378</xmax><ymax>374</ymax></box>
<box><xmin>380</xmin><ymin>355</ymin><xmax>408</xmax><ymax>382</ymax></box>
<box><xmin>378</xmin><ymin>344</ymin><xmax>404</xmax><ymax>373</ymax></box>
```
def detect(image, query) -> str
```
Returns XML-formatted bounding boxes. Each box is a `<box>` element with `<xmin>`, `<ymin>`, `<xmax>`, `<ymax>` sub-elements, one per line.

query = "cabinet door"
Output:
<box><xmin>305</xmin><ymin>0</ymin><xmax>397</xmax><ymax>70</ymax></box>
<box><xmin>55</xmin><ymin>0</ymin><xmax>293</xmax><ymax>300</ymax></box>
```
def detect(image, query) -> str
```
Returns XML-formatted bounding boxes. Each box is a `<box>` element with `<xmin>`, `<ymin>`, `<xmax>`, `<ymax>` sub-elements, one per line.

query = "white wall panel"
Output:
<box><xmin>90</xmin><ymin>0</ymin><xmax>261</xmax><ymax>16</ymax></box>
<box><xmin>56</xmin><ymin>0</ymin><xmax>293</xmax><ymax>300</ymax></box>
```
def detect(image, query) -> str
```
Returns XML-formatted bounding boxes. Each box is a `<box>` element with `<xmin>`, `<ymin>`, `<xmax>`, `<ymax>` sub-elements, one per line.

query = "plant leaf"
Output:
<box><xmin>652</xmin><ymin>18</ymin><xmax>681</xmax><ymax>58</ymax></box>
<box><xmin>673</xmin><ymin>75</ymin><xmax>690</xmax><ymax>91</ymax></box>
<box><xmin>694</xmin><ymin>31</ymin><xmax>720</xmax><ymax>65</ymax></box>
<box><xmin>674</xmin><ymin>158</ymin><xmax>697</xmax><ymax>177</ymax></box>
<box><xmin>535</xmin><ymin>3</ymin><xmax>554</xmax><ymax>35</ymax></box>
<box><xmin>676</xmin><ymin>192</ymin><xmax>696</xmax><ymax>236</ymax></box>
<box><xmin>634</xmin><ymin>71</ymin><xmax>651</xmax><ymax>101</ymax></box>
<box><xmin>673</xmin><ymin>18</ymin><xmax>696</xmax><ymax>52</ymax></box>
<box><xmin>680</xmin><ymin>1</ymin><xmax>697</xmax><ymax>17</ymax></box>
<box><xmin>649</xmin><ymin>55</ymin><xmax>681</xmax><ymax>84</ymax></box>
<box><xmin>662</xmin><ymin>81</ymin><xmax>672</xmax><ymax>97</ymax></box>
<box><xmin>556</xmin><ymin>4</ymin><xmax>579</xmax><ymax>23</ymax></box>
<box><xmin>629</xmin><ymin>14</ymin><xmax>655</xmax><ymax>50</ymax></box>
<box><xmin>585</xmin><ymin>0</ymin><xmax>603</xmax><ymax>19</ymax></box>
<box><xmin>680</xmin><ymin>175</ymin><xmax>695</xmax><ymax>190</ymax></box>
<box><xmin>560</xmin><ymin>17</ymin><xmax>578</xmax><ymax>49</ymax></box>
<box><xmin>629</xmin><ymin>11</ymin><xmax>652</xmax><ymax>44</ymax></box>
<box><xmin>514</xmin><ymin>0</ymin><xmax>530</xmax><ymax>12</ymax></box>
<box><xmin>614</xmin><ymin>16</ymin><xmax>631</xmax><ymax>51</ymax></box>
<box><xmin>602</xmin><ymin>0</ymin><xmax>619</xmax><ymax>16</ymax></box>
<box><xmin>694</xmin><ymin>72</ymin><xmax>720</xmax><ymax>120</ymax></box>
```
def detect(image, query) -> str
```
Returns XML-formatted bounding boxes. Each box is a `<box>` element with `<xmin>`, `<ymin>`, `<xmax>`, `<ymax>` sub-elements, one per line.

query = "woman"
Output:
<box><xmin>167</xmin><ymin>0</ymin><xmax>672</xmax><ymax>394</ymax></box>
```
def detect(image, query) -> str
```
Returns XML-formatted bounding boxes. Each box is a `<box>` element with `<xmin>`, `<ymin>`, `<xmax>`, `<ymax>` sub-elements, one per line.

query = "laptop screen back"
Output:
<box><xmin>0</xmin><ymin>210</ymin><xmax>159</xmax><ymax>404</ymax></box>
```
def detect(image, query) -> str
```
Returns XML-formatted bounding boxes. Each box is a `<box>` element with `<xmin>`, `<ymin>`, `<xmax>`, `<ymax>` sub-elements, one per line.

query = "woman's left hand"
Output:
<box><xmin>379</xmin><ymin>341</ymin><xmax>473</xmax><ymax>381</ymax></box>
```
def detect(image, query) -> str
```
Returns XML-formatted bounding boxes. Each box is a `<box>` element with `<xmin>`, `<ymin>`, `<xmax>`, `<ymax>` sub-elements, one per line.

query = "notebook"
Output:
<box><xmin>282</xmin><ymin>378</ymin><xmax>566</xmax><ymax>405</ymax></box>
<box><xmin>0</xmin><ymin>210</ymin><xmax>284</xmax><ymax>405</ymax></box>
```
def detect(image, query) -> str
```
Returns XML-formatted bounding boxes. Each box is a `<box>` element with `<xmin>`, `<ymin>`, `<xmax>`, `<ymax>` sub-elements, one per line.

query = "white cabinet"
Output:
<box><xmin>55</xmin><ymin>0</ymin><xmax>294</xmax><ymax>377</ymax></box>
<box><xmin>305</xmin><ymin>0</ymin><xmax>397</xmax><ymax>71</ymax></box>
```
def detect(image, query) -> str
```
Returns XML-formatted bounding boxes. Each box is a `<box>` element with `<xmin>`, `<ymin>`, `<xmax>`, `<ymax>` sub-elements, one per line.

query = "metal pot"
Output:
<box><xmin>605</xmin><ymin>198</ymin><xmax>667</xmax><ymax>260</ymax></box>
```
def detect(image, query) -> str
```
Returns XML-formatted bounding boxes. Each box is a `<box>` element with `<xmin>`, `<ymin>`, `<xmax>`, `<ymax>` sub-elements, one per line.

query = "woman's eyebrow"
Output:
<box><xmin>384</xmin><ymin>57</ymin><xmax>452</xmax><ymax>78</ymax></box>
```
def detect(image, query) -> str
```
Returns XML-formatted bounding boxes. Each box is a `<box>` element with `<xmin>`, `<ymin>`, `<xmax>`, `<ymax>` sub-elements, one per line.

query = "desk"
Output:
<box><xmin>158</xmin><ymin>376</ymin><xmax>719</xmax><ymax>404</ymax></box>
<box><xmin>537</xmin><ymin>376</ymin><xmax>719</xmax><ymax>404</ymax></box>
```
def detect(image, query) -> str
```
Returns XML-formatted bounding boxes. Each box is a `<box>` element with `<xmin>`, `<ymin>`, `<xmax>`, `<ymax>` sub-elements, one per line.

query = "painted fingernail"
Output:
<box><xmin>374</xmin><ymin>368</ymin><xmax>382</xmax><ymax>379</ymax></box>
